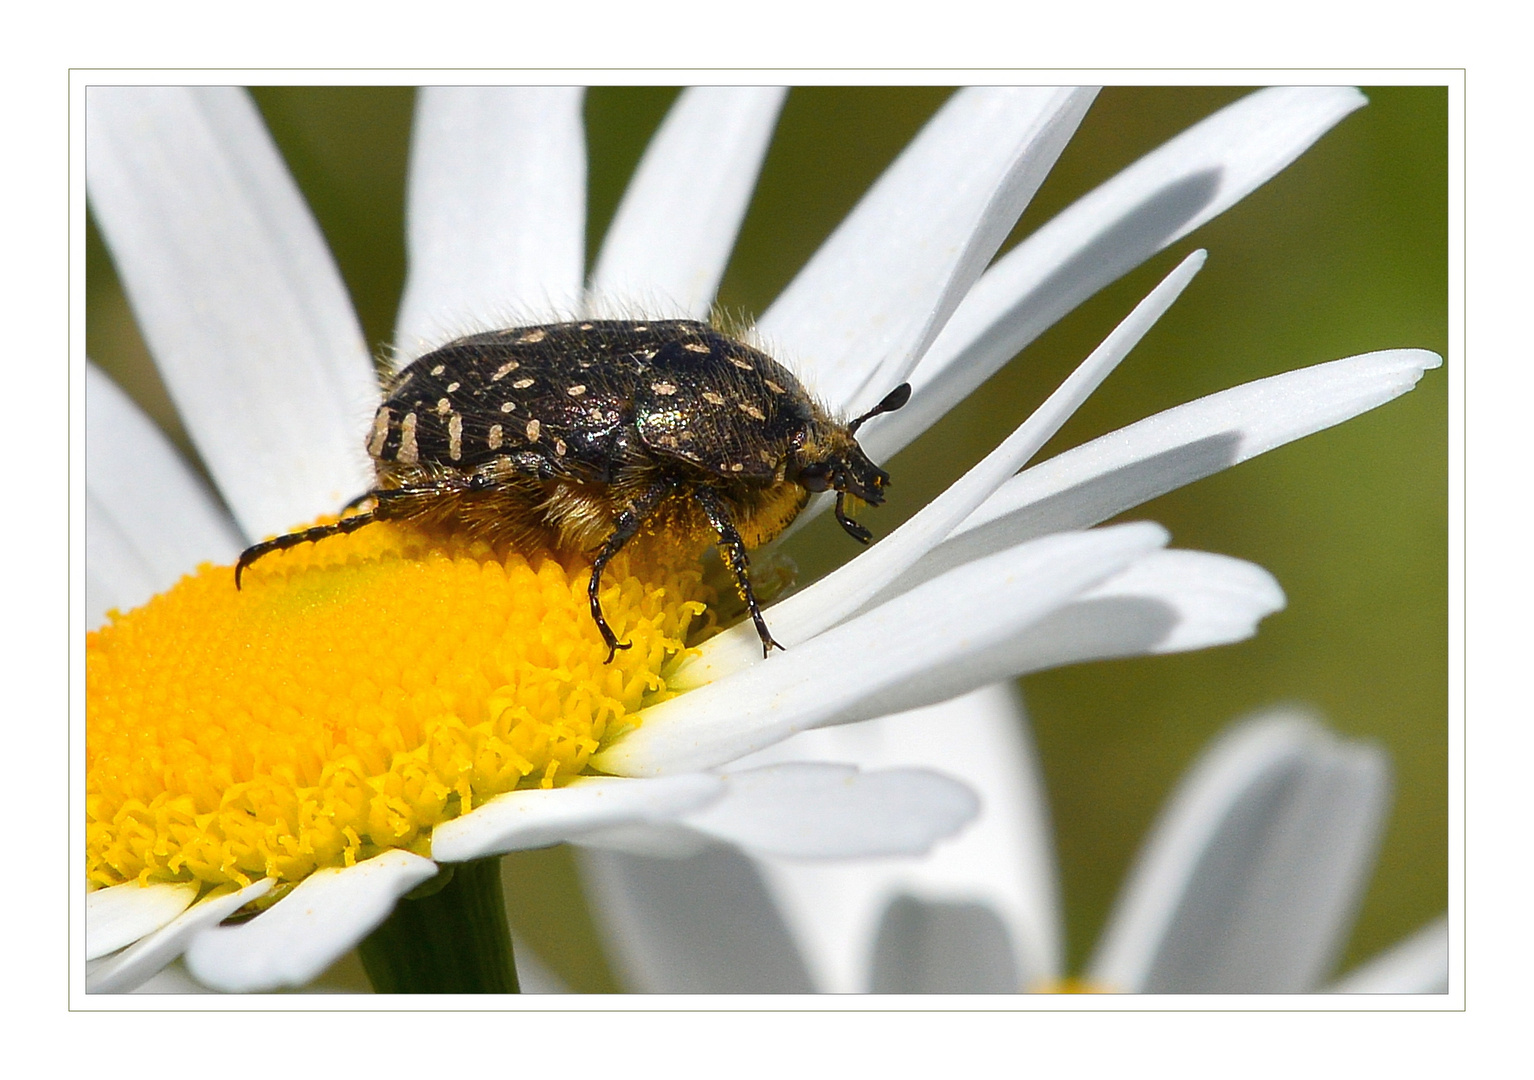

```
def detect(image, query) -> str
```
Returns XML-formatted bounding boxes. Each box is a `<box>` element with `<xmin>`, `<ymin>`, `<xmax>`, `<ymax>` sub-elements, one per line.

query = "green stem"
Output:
<box><xmin>357</xmin><ymin>857</ymin><xmax>520</xmax><ymax>993</ymax></box>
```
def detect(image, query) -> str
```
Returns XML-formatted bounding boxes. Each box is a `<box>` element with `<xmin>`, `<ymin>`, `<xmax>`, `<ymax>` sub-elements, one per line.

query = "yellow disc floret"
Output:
<box><xmin>86</xmin><ymin>520</ymin><xmax>707</xmax><ymax>894</ymax></box>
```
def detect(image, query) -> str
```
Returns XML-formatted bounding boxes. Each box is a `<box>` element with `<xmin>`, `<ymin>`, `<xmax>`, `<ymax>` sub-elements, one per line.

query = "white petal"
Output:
<box><xmin>85</xmin><ymin>86</ymin><xmax>378</xmax><ymax>540</ymax></box>
<box><xmin>595</xmin><ymin>522</ymin><xmax>1169</xmax><ymax>777</ymax></box>
<box><xmin>120</xmin><ymin>958</ymin><xmax>213</xmax><ymax>993</ymax></box>
<box><xmin>1328</xmin><ymin>916</ymin><xmax>1449</xmax><ymax>994</ymax></box>
<box><xmin>512</xmin><ymin>938</ymin><xmax>571</xmax><ymax>994</ymax></box>
<box><xmin>427</xmin><ymin>774</ymin><xmax>724</xmax><ymax>862</ymax></box>
<box><xmin>759</xmin><ymin>87</ymin><xmax>1097</xmax><ymax>414</ymax></box>
<box><xmin>87</xmin><ymin>879</ymin><xmax>272</xmax><ymax>993</ymax></box>
<box><xmin>184</xmin><ymin>850</ymin><xmax>437</xmax><ymax>992</ymax></box>
<box><xmin>866</xmin><ymin>895</ymin><xmax>1023</xmax><ymax>993</ymax></box>
<box><xmin>85</xmin><ymin>363</ymin><xmax>245</xmax><ymax>622</ymax></box>
<box><xmin>85</xmin><ymin>880</ymin><xmax>197</xmax><ymax>960</ymax></box>
<box><xmin>85</xmin><ymin>494</ymin><xmax>163</xmax><ymax>631</ymax></box>
<box><xmin>871</xmin><ymin>86</ymin><xmax>1369</xmax><ymax>458</ymax></box>
<box><xmin>882</xmin><ymin>549</ymin><xmax>1284</xmax><ymax>673</ymax></box>
<box><xmin>1088</xmin><ymin>710</ymin><xmax>1390</xmax><ymax>993</ymax></box>
<box><xmin>683</xmin><ymin>253</ymin><xmax>1203</xmax><ymax>684</ymax></box>
<box><xmin>589</xmin><ymin>87</ymin><xmax>786</xmax><ymax>319</ymax></box>
<box><xmin>394</xmin><ymin>87</ymin><xmax>586</xmax><ymax>349</ymax></box>
<box><xmin>955</xmin><ymin>348</ymin><xmax>1443</xmax><ymax>547</ymax></box>
<box><xmin>746</xmin><ymin>684</ymin><xmax>1063</xmax><ymax>992</ymax></box>
<box><xmin>682</xmin><ymin>763</ymin><xmax>978</xmax><ymax>859</ymax></box>
<box><xmin>579</xmin><ymin>846</ymin><xmax>815</xmax><ymax>992</ymax></box>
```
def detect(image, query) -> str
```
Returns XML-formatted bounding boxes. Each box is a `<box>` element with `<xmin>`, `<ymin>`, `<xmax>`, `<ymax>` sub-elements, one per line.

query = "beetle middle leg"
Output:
<box><xmin>695</xmin><ymin>487</ymin><xmax>784</xmax><ymax>658</ymax></box>
<box><xmin>589</xmin><ymin>480</ymin><xmax>678</xmax><ymax>663</ymax></box>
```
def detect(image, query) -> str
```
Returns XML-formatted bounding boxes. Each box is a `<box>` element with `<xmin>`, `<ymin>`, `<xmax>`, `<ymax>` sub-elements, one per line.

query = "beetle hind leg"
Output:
<box><xmin>235</xmin><ymin>506</ymin><xmax>383</xmax><ymax>588</ymax></box>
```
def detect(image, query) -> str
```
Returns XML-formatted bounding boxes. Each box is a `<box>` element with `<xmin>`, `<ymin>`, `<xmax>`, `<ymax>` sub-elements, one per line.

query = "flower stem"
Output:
<box><xmin>357</xmin><ymin>857</ymin><xmax>520</xmax><ymax>993</ymax></box>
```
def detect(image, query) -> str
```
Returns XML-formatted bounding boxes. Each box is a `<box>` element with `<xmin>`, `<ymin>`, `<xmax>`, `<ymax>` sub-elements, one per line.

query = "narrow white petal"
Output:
<box><xmin>745</xmin><ymin>684</ymin><xmax>1063</xmax><ymax>992</ymax></box>
<box><xmin>569</xmin><ymin>822</ymin><xmax>715</xmax><ymax>860</ymax></box>
<box><xmin>579</xmin><ymin>846</ymin><xmax>815</xmax><ymax>992</ymax></box>
<box><xmin>119</xmin><ymin>959</ymin><xmax>213</xmax><ymax>993</ymax></box>
<box><xmin>395</xmin><ymin>87</ymin><xmax>586</xmax><ymax>349</ymax></box>
<box><xmin>682</xmin><ymin>253</ymin><xmax>1203</xmax><ymax>683</ymax></box>
<box><xmin>86</xmin><ymin>86</ymin><xmax>378</xmax><ymax>540</ymax></box>
<box><xmin>1088</xmin><ymin>710</ymin><xmax>1390</xmax><ymax>993</ymax></box>
<box><xmin>871</xmin><ymin>86</ymin><xmax>1370</xmax><ymax>457</ymax></box>
<box><xmin>87</xmin><ymin>879</ymin><xmax>272</xmax><ymax>993</ymax></box>
<box><xmin>85</xmin><ymin>880</ymin><xmax>197</xmax><ymax>960</ymax></box>
<box><xmin>589</xmin><ymin>87</ymin><xmax>786</xmax><ymax>319</ymax></box>
<box><xmin>595</xmin><ymin>522</ymin><xmax>1168</xmax><ymax>777</ymax></box>
<box><xmin>184</xmin><ymin>850</ymin><xmax>437</xmax><ymax>992</ymax></box>
<box><xmin>427</xmin><ymin>774</ymin><xmax>724</xmax><ymax>862</ymax></box>
<box><xmin>882</xmin><ymin>549</ymin><xmax>1284</xmax><ymax>673</ymax></box>
<box><xmin>866</xmin><ymin>895</ymin><xmax>1024</xmax><ymax>993</ymax></box>
<box><xmin>954</xmin><ymin>349</ymin><xmax>1443</xmax><ymax>548</ymax></box>
<box><xmin>512</xmin><ymin>938</ymin><xmax>571</xmax><ymax>994</ymax></box>
<box><xmin>1328</xmin><ymin>916</ymin><xmax>1449</xmax><ymax>994</ymax></box>
<box><xmin>759</xmin><ymin>87</ymin><xmax>1097</xmax><ymax>415</ymax></box>
<box><xmin>682</xmin><ymin>763</ymin><xmax>978</xmax><ymax>859</ymax></box>
<box><xmin>85</xmin><ymin>363</ymin><xmax>245</xmax><ymax>621</ymax></box>
<box><xmin>85</xmin><ymin>494</ymin><xmax>163</xmax><ymax>630</ymax></box>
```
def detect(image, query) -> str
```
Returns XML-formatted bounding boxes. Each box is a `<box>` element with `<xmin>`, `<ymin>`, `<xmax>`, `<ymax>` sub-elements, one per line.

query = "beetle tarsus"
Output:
<box><xmin>589</xmin><ymin>480</ymin><xmax>677</xmax><ymax>664</ymax></box>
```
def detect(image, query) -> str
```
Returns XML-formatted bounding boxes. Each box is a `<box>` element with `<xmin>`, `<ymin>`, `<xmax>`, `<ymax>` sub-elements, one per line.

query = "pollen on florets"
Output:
<box><xmin>86</xmin><ymin>520</ymin><xmax>708</xmax><ymax>895</ymax></box>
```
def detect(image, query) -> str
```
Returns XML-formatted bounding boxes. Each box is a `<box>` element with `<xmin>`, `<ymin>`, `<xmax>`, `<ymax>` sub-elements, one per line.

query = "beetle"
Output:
<box><xmin>235</xmin><ymin>319</ymin><xmax>910</xmax><ymax>660</ymax></box>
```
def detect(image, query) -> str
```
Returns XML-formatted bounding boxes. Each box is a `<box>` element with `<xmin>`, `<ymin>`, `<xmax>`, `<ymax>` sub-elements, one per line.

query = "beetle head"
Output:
<box><xmin>791</xmin><ymin>383</ymin><xmax>910</xmax><ymax>544</ymax></box>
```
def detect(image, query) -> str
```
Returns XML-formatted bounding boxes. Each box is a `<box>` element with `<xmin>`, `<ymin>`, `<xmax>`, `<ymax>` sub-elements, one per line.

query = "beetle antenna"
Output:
<box><xmin>847</xmin><ymin>382</ymin><xmax>912</xmax><ymax>436</ymax></box>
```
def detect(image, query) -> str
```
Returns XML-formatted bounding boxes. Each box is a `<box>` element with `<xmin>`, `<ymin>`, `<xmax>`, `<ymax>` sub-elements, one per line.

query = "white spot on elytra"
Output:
<box><xmin>500</xmin><ymin>401</ymin><xmax>516</xmax><ymax>413</ymax></box>
<box><xmin>431</xmin><ymin>363</ymin><xmax>446</xmax><ymax>376</ymax></box>
<box><xmin>526</xmin><ymin>419</ymin><xmax>541</xmax><ymax>442</ymax></box>
<box><xmin>488</xmin><ymin>424</ymin><xmax>503</xmax><ymax>450</ymax></box>
<box><xmin>399</xmin><ymin>413</ymin><xmax>419</xmax><ymax>464</ymax></box>
<box><xmin>702</xmin><ymin>391</ymin><xmax>726</xmax><ymax>406</ymax></box>
<box><xmin>738</xmin><ymin>402</ymin><xmax>765</xmax><ymax>420</ymax></box>
<box><xmin>652</xmin><ymin>381</ymin><xmax>678</xmax><ymax>395</ymax></box>
<box><xmin>368</xmin><ymin>408</ymin><xmax>390</xmax><ymax>456</ymax></box>
<box><xmin>512</xmin><ymin>377</ymin><xmax>535</xmax><ymax>389</ymax></box>
<box><xmin>448</xmin><ymin>413</ymin><xmax>463</xmax><ymax>460</ymax></box>
<box><xmin>492</xmin><ymin>360</ymin><xmax>520</xmax><ymax>381</ymax></box>
<box><xmin>567</xmin><ymin>384</ymin><xmax>587</xmax><ymax>397</ymax></box>
<box><xmin>436</xmin><ymin>397</ymin><xmax>452</xmax><ymax>415</ymax></box>
<box><xmin>517</xmin><ymin>329</ymin><xmax>546</xmax><ymax>344</ymax></box>
<box><xmin>684</xmin><ymin>343</ymin><xmax>711</xmax><ymax>354</ymax></box>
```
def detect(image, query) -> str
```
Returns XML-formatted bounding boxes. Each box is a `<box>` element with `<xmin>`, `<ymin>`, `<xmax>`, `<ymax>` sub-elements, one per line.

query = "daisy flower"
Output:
<box><xmin>83</xmin><ymin>84</ymin><xmax>1439</xmax><ymax>994</ymax></box>
<box><xmin>588</xmin><ymin>690</ymin><xmax>1447</xmax><ymax>993</ymax></box>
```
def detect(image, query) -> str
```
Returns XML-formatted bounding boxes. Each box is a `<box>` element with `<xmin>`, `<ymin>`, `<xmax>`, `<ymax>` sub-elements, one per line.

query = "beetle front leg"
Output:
<box><xmin>589</xmin><ymin>480</ymin><xmax>677</xmax><ymax>663</ymax></box>
<box><xmin>694</xmin><ymin>487</ymin><xmax>784</xmax><ymax>658</ymax></box>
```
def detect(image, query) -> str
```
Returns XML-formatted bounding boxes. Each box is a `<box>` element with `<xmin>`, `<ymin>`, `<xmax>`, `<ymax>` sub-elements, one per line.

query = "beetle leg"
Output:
<box><xmin>590</xmin><ymin>480</ymin><xmax>677</xmax><ymax>663</ymax></box>
<box><xmin>695</xmin><ymin>486</ymin><xmax>785</xmax><ymax>658</ymax></box>
<box><xmin>234</xmin><ymin>482</ymin><xmax>452</xmax><ymax>588</ymax></box>
<box><xmin>835</xmin><ymin>492</ymin><xmax>874</xmax><ymax>545</ymax></box>
<box><xmin>235</xmin><ymin>505</ymin><xmax>382</xmax><ymax>588</ymax></box>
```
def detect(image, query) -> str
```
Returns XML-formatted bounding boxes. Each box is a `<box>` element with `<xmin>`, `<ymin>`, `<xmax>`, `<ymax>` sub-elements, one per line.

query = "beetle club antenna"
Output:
<box><xmin>847</xmin><ymin>382</ymin><xmax>912</xmax><ymax>436</ymax></box>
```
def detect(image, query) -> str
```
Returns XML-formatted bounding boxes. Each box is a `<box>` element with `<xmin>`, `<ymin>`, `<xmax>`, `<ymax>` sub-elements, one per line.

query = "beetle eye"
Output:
<box><xmin>798</xmin><ymin>463</ymin><xmax>832</xmax><ymax>492</ymax></box>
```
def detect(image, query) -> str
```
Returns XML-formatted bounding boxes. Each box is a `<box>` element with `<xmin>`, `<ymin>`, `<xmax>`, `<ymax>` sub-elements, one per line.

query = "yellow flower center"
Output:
<box><xmin>86</xmin><ymin>520</ymin><xmax>708</xmax><ymax>895</ymax></box>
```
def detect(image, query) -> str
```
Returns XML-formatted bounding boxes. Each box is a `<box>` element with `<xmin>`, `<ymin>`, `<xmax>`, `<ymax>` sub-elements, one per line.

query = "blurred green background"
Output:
<box><xmin>86</xmin><ymin>85</ymin><xmax>1448</xmax><ymax>989</ymax></box>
